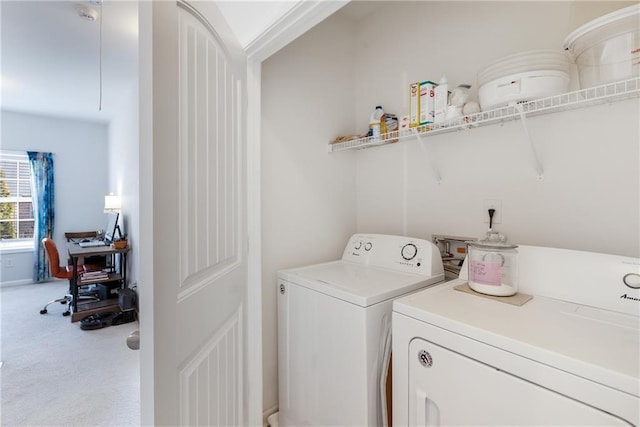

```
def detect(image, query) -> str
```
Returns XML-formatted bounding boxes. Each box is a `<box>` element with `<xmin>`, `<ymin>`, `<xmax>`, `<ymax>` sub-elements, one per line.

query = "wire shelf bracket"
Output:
<box><xmin>414</xmin><ymin>129</ymin><xmax>442</xmax><ymax>184</ymax></box>
<box><xmin>515</xmin><ymin>104</ymin><xmax>544</xmax><ymax>181</ymax></box>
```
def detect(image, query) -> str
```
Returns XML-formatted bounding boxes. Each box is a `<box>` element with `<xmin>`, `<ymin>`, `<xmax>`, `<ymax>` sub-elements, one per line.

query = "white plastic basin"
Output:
<box><xmin>477</xmin><ymin>50</ymin><xmax>570</xmax><ymax>110</ymax></box>
<box><xmin>564</xmin><ymin>4</ymin><xmax>640</xmax><ymax>89</ymax></box>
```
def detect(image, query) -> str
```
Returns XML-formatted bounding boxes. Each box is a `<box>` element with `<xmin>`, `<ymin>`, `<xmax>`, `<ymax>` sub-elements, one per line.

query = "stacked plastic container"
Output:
<box><xmin>477</xmin><ymin>50</ymin><xmax>570</xmax><ymax>111</ymax></box>
<box><xmin>564</xmin><ymin>4</ymin><xmax>640</xmax><ymax>89</ymax></box>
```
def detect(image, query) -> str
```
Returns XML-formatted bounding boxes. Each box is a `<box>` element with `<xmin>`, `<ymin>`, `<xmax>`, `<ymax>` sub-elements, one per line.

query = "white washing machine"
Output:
<box><xmin>277</xmin><ymin>233</ymin><xmax>444</xmax><ymax>426</ymax></box>
<box><xmin>393</xmin><ymin>245</ymin><xmax>640</xmax><ymax>426</ymax></box>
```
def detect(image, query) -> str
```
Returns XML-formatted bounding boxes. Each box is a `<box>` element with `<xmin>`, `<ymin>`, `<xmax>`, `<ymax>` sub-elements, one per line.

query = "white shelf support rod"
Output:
<box><xmin>414</xmin><ymin>129</ymin><xmax>442</xmax><ymax>184</ymax></box>
<box><xmin>516</xmin><ymin>104</ymin><xmax>544</xmax><ymax>181</ymax></box>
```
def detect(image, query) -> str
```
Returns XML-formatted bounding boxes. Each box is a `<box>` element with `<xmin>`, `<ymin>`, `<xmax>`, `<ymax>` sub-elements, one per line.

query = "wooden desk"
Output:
<box><xmin>67</xmin><ymin>243</ymin><xmax>129</xmax><ymax>322</ymax></box>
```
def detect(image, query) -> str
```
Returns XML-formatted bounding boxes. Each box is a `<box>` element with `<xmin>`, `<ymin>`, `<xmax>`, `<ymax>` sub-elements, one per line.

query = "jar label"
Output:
<box><xmin>470</xmin><ymin>260</ymin><xmax>502</xmax><ymax>286</ymax></box>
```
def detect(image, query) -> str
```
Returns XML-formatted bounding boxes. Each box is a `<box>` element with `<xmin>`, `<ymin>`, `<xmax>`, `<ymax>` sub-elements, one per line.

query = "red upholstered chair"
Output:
<box><xmin>40</xmin><ymin>238</ymin><xmax>100</xmax><ymax>316</ymax></box>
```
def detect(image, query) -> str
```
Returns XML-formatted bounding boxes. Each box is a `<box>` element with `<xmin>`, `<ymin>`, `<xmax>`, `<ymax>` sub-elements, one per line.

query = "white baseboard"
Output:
<box><xmin>0</xmin><ymin>279</ymin><xmax>34</xmax><ymax>288</ymax></box>
<box><xmin>263</xmin><ymin>405</ymin><xmax>278</xmax><ymax>427</ymax></box>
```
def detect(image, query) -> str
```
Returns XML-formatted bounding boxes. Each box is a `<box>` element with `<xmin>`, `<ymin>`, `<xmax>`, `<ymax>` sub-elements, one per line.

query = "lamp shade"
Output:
<box><xmin>104</xmin><ymin>194</ymin><xmax>122</xmax><ymax>212</ymax></box>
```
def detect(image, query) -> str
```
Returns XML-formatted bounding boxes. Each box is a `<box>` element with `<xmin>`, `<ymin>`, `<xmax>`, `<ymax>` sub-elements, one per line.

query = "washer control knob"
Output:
<box><xmin>402</xmin><ymin>243</ymin><xmax>418</xmax><ymax>261</ymax></box>
<box><xmin>623</xmin><ymin>273</ymin><xmax>640</xmax><ymax>289</ymax></box>
<box><xmin>364</xmin><ymin>242</ymin><xmax>372</xmax><ymax>251</ymax></box>
<box><xmin>354</xmin><ymin>241</ymin><xmax>362</xmax><ymax>250</ymax></box>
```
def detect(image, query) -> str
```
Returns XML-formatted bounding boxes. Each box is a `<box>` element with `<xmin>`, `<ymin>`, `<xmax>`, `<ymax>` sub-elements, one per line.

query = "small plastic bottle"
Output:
<box><xmin>434</xmin><ymin>75</ymin><xmax>448</xmax><ymax>124</ymax></box>
<box><xmin>369</xmin><ymin>105</ymin><xmax>384</xmax><ymax>139</ymax></box>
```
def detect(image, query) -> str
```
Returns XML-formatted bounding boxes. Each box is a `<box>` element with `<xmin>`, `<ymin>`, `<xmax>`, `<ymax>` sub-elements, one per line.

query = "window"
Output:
<box><xmin>0</xmin><ymin>152</ymin><xmax>34</xmax><ymax>242</ymax></box>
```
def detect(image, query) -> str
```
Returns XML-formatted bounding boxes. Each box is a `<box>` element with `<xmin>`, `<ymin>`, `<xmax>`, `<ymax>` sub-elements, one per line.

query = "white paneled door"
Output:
<box><xmin>149</xmin><ymin>1</ymin><xmax>248</xmax><ymax>425</ymax></box>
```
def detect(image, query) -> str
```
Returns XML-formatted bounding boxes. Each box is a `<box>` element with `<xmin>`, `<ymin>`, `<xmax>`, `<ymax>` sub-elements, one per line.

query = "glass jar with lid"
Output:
<box><xmin>467</xmin><ymin>231</ymin><xmax>519</xmax><ymax>296</ymax></box>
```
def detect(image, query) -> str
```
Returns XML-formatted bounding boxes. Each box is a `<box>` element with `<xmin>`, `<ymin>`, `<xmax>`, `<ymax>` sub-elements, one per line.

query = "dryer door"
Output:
<box><xmin>408</xmin><ymin>338</ymin><xmax>632</xmax><ymax>426</ymax></box>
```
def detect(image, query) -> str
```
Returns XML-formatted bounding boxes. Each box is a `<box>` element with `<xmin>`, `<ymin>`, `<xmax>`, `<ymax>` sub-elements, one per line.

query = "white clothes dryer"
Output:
<box><xmin>277</xmin><ymin>233</ymin><xmax>444</xmax><ymax>427</ymax></box>
<box><xmin>393</xmin><ymin>245</ymin><xmax>640</xmax><ymax>426</ymax></box>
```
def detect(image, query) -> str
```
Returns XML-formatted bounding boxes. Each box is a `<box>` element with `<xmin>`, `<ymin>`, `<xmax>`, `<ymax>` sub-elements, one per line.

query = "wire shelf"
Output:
<box><xmin>328</xmin><ymin>77</ymin><xmax>640</xmax><ymax>153</ymax></box>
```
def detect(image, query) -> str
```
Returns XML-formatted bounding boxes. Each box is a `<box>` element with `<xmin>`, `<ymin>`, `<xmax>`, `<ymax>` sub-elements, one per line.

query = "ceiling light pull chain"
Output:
<box><xmin>98</xmin><ymin>0</ymin><xmax>103</xmax><ymax>111</ymax></box>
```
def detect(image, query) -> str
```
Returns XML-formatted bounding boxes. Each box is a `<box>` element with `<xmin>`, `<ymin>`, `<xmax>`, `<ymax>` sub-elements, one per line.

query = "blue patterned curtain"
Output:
<box><xmin>28</xmin><ymin>152</ymin><xmax>55</xmax><ymax>282</ymax></box>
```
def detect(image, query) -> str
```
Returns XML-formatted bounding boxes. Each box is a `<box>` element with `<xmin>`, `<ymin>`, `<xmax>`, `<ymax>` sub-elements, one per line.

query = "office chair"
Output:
<box><xmin>40</xmin><ymin>238</ymin><xmax>100</xmax><ymax>316</ymax></box>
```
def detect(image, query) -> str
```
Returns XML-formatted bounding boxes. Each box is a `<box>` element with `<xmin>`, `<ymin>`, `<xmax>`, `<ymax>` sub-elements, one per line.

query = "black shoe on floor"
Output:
<box><xmin>80</xmin><ymin>312</ymin><xmax>115</xmax><ymax>330</ymax></box>
<box><xmin>111</xmin><ymin>310</ymin><xmax>135</xmax><ymax>325</ymax></box>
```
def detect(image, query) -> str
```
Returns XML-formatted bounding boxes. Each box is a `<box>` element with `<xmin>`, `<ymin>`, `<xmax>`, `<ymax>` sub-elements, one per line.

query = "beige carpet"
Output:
<box><xmin>1</xmin><ymin>281</ymin><xmax>140</xmax><ymax>426</ymax></box>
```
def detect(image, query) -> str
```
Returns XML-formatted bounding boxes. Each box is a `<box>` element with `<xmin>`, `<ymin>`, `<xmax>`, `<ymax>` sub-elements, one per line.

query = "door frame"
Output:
<box><xmin>244</xmin><ymin>3</ymin><xmax>348</xmax><ymax>424</ymax></box>
<box><xmin>139</xmin><ymin>1</ymin><xmax>348</xmax><ymax>425</ymax></box>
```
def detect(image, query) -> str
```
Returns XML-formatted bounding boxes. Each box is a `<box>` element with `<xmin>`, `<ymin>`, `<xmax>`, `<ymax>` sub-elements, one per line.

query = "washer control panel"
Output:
<box><xmin>342</xmin><ymin>234</ymin><xmax>443</xmax><ymax>277</ymax></box>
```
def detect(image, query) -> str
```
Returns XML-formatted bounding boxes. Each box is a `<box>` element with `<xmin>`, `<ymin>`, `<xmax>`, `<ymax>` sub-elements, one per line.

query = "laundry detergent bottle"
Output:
<box><xmin>369</xmin><ymin>105</ymin><xmax>384</xmax><ymax>139</ymax></box>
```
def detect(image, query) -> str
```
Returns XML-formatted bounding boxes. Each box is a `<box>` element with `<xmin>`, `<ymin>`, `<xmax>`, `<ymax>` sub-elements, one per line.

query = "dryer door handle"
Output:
<box><xmin>415</xmin><ymin>389</ymin><xmax>440</xmax><ymax>426</ymax></box>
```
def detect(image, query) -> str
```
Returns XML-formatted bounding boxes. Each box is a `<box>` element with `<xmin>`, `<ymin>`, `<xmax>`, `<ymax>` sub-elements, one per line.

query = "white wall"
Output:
<box><xmin>108</xmin><ymin>86</ymin><xmax>140</xmax><ymax>286</ymax></box>
<box><xmin>0</xmin><ymin>111</ymin><xmax>109</xmax><ymax>284</ymax></box>
<box><xmin>260</xmin><ymin>0</ymin><xmax>639</xmax><ymax>416</ymax></box>
<box><xmin>353</xmin><ymin>1</ymin><xmax>639</xmax><ymax>257</ymax></box>
<box><xmin>356</xmin><ymin>100</ymin><xmax>639</xmax><ymax>256</ymax></box>
<box><xmin>0</xmin><ymin>248</ymin><xmax>33</xmax><ymax>285</ymax></box>
<box><xmin>261</xmin><ymin>11</ymin><xmax>359</xmax><ymax>415</ymax></box>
